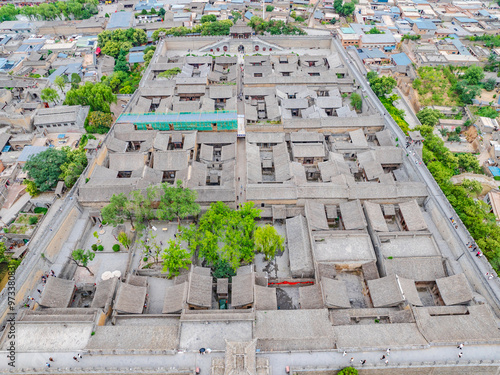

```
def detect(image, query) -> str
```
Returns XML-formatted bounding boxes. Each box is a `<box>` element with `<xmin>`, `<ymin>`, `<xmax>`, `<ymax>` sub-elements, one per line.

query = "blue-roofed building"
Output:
<box><xmin>454</xmin><ymin>17</ymin><xmax>479</xmax><ymax>24</ymax></box>
<box><xmin>478</xmin><ymin>9</ymin><xmax>491</xmax><ymax>17</ymax></box>
<box><xmin>106</xmin><ymin>12</ymin><xmax>134</xmax><ymax>30</ymax></box>
<box><xmin>18</xmin><ymin>146</ymin><xmax>49</xmax><ymax>164</ymax></box>
<box><xmin>489</xmin><ymin>166</ymin><xmax>500</xmax><ymax>177</ymax></box>
<box><xmin>58</xmin><ymin>53</ymin><xmax>68</xmax><ymax>59</ymax></box>
<box><xmin>357</xmin><ymin>48</ymin><xmax>389</xmax><ymax>64</ymax></box>
<box><xmin>446</xmin><ymin>37</ymin><xmax>470</xmax><ymax>56</ymax></box>
<box><xmin>129</xmin><ymin>52</ymin><xmax>145</xmax><ymax>64</ymax></box>
<box><xmin>341</xmin><ymin>27</ymin><xmax>355</xmax><ymax>34</ymax></box>
<box><xmin>130</xmin><ymin>45</ymin><xmax>148</xmax><ymax>52</ymax></box>
<box><xmin>391</xmin><ymin>52</ymin><xmax>412</xmax><ymax>66</ymax></box>
<box><xmin>313</xmin><ymin>10</ymin><xmax>324</xmax><ymax>20</ymax></box>
<box><xmin>244</xmin><ymin>11</ymin><xmax>254</xmax><ymax>20</ymax></box>
<box><xmin>135</xmin><ymin>0</ymin><xmax>164</xmax><ymax>11</ymax></box>
<box><xmin>412</xmin><ymin>19</ymin><xmax>437</xmax><ymax>34</ymax></box>
<box><xmin>48</xmin><ymin>63</ymin><xmax>83</xmax><ymax>83</ymax></box>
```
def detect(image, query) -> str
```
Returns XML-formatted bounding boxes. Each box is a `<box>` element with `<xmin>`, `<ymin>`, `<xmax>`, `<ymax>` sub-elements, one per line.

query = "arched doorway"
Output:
<box><xmin>238</xmin><ymin>45</ymin><xmax>244</xmax><ymax>53</ymax></box>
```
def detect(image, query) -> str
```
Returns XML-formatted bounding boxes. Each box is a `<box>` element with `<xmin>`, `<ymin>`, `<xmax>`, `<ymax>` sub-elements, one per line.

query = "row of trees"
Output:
<box><xmin>64</xmin><ymin>82</ymin><xmax>116</xmax><ymax>113</ymax></box>
<box><xmin>23</xmin><ymin>137</ymin><xmax>92</xmax><ymax>195</ymax></box>
<box><xmin>152</xmin><ymin>20</ymin><xmax>234</xmax><ymax>40</ymax></box>
<box><xmin>333</xmin><ymin>0</ymin><xmax>355</xmax><ymax>17</ymax></box>
<box><xmin>19</xmin><ymin>0</ymin><xmax>98</xmax><ymax>21</ymax></box>
<box><xmin>98</xmin><ymin>28</ymin><xmax>148</xmax><ymax>58</ymax></box>
<box><xmin>248</xmin><ymin>16</ymin><xmax>306</xmax><ymax>35</ymax></box>
<box><xmin>418</xmin><ymin>125</ymin><xmax>500</xmax><ymax>271</ymax></box>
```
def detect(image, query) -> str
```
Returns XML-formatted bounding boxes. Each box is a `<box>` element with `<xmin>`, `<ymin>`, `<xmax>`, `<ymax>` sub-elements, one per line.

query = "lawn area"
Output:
<box><xmin>412</xmin><ymin>66</ymin><xmax>460</xmax><ymax>107</ymax></box>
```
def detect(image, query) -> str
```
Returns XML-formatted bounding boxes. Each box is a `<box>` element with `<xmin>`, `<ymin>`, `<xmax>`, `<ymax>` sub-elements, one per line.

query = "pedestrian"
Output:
<box><xmin>489</xmin><ymin>274</ymin><xmax>494</xmax><ymax>280</ymax></box>
<box><xmin>350</xmin><ymin>357</ymin><xmax>354</xmax><ymax>363</ymax></box>
<box><xmin>385</xmin><ymin>360</ymin><xmax>389</xmax><ymax>364</ymax></box>
<box><xmin>199</xmin><ymin>348</ymin><xmax>206</xmax><ymax>355</ymax></box>
<box><xmin>78</xmin><ymin>354</ymin><xmax>82</xmax><ymax>359</ymax></box>
<box><xmin>455</xmin><ymin>225</ymin><xmax>458</xmax><ymax>229</ymax></box>
<box><xmin>46</xmin><ymin>363</ymin><xmax>50</xmax><ymax>368</ymax></box>
<box><xmin>49</xmin><ymin>357</ymin><xmax>54</xmax><ymax>362</ymax></box>
<box><xmin>458</xmin><ymin>352</ymin><xmax>463</xmax><ymax>358</ymax></box>
<box><xmin>486</xmin><ymin>272</ymin><xmax>490</xmax><ymax>277</ymax></box>
<box><xmin>37</xmin><ymin>289</ymin><xmax>42</xmax><ymax>294</ymax></box>
<box><xmin>380</xmin><ymin>355</ymin><xmax>385</xmax><ymax>360</ymax></box>
<box><xmin>360</xmin><ymin>360</ymin><xmax>366</xmax><ymax>365</ymax></box>
<box><xmin>457</xmin><ymin>343</ymin><xmax>463</xmax><ymax>349</ymax></box>
<box><xmin>343</xmin><ymin>351</ymin><xmax>346</xmax><ymax>356</ymax></box>
<box><xmin>73</xmin><ymin>356</ymin><xmax>79</xmax><ymax>362</ymax></box>
<box><xmin>386</xmin><ymin>348</ymin><xmax>390</xmax><ymax>355</ymax></box>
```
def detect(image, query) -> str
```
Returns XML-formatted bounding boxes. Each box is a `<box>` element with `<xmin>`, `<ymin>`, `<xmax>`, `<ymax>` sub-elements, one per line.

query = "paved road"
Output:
<box><xmin>331</xmin><ymin>37</ymin><xmax>500</xmax><ymax>312</ymax></box>
<box><xmin>4</xmin><ymin>343</ymin><xmax>500</xmax><ymax>373</ymax></box>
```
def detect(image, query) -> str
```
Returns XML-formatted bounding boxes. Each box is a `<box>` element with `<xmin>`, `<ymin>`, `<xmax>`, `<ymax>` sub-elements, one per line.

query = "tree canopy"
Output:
<box><xmin>416</xmin><ymin>107</ymin><xmax>443</xmax><ymax>126</ymax></box>
<box><xmin>418</xmin><ymin>124</ymin><xmax>500</xmax><ymax>271</ymax></box>
<box><xmin>156</xmin><ymin>180</ymin><xmax>200</xmax><ymax>223</ymax></box>
<box><xmin>23</xmin><ymin>148</ymin><xmax>68</xmax><ymax>192</ymax></box>
<box><xmin>161</xmin><ymin>239</ymin><xmax>192</xmax><ymax>278</ymax></box>
<box><xmin>368</xmin><ymin>74</ymin><xmax>397</xmax><ymax>97</ymax></box>
<box><xmin>41</xmin><ymin>87</ymin><xmax>59</xmax><ymax>104</ymax></box>
<box><xmin>98</xmin><ymin>28</ymin><xmax>147</xmax><ymax>57</ymax></box>
<box><xmin>64</xmin><ymin>82</ymin><xmax>117</xmax><ymax>113</ymax></box>
<box><xmin>71</xmin><ymin>249</ymin><xmax>95</xmax><ymax>275</ymax></box>
<box><xmin>181</xmin><ymin>202</ymin><xmax>261</xmax><ymax>270</ymax></box>
<box><xmin>350</xmin><ymin>93</ymin><xmax>362</xmax><ymax>111</ymax></box>
<box><xmin>462</xmin><ymin>65</ymin><xmax>484</xmax><ymax>86</ymax></box>
<box><xmin>254</xmin><ymin>225</ymin><xmax>284</xmax><ymax>261</ymax></box>
<box><xmin>248</xmin><ymin>16</ymin><xmax>305</xmax><ymax>35</ymax></box>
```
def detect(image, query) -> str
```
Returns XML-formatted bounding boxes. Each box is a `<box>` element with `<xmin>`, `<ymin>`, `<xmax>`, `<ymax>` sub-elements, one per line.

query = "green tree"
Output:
<box><xmin>64</xmin><ymin>82</ymin><xmax>117</xmax><ymax>112</ymax></box>
<box><xmin>156</xmin><ymin>181</ymin><xmax>200</xmax><ymax>224</ymax></box>
<box><xmin>417</xmin><ymin>107</ymin><xmax>442</xmax><ymax>126</ymax></box>
<box><xmin>143</xmin><ymin>49</ymin><xmax>155</xmax><ymax>66</ymax></box>
<box><xmin>101</xmin><ymin>193</ymin><xmax>135</xmax><ymax>229</ymax></box>
<box><xmin>367</xmin><ymin>27</ymin><xmax>383</xmax><ymax>34</ymax></box>
<box><xmin>484</xmin><ymin>78</ymin><xmax>496</xmax><ymax>91</ymax></box>
<box><xmin>161</xmin><ymin>239</ymin><xmax>192</xmax><ymax>278</ymax></box>
<box><xmin>181</xmin><ymin>202</ymin><xmax>260</xmax><ymax>271</ymax></box>
<box><xmin>70</xmin><ymin>72</ymin><xmax>81</xmax><ymax>89</ymax></box>
<box><xmin>454</xmin><ymin>81</ymin><xmax>481</xmax><ymax>104</ymax></box>
<box><xmin>341</xmin><ymin>2</ymin><xmax>355</xmax><ymax>16</ymax></box>
<box><xmin>266</xmin><ymin>5</ymin><xmax>274</xmax><ymax>11</ymax></box>
<box><xmin>87</xmin><ymin>111</ymin><xmax>113</xmax><ymax>132</ymax></box>
<box><xmin>463</xmin><ymin>65</ymin><xmax>484</xmax><ymax>86</ymax></box>
<box><xmin>457</xmin><ymin>153</ymin><xmax>482</xmax><ymax>173</ymax></box>
<box><xmin>23</xmin><ymin>179</ymin><xmax>40</xmax><ymax>197</ymax></box>
<box><xmin>0</xmin><ymin>242</ymin><xmax>7</xmax><ymax>264</ymax></box>
<box><xmin>338</xmin><ymin>367</ymin><xmax>358</xmax><ymax>375</ymax></box>
<box><xmin>114</xmin><ymin>54</ymin><xmax>129</xmax><ymax>73</ymax></box>
<box><xmin>129</xmin><ymin>187</ymin><xmax>157</xmax><ymax>230</ymax></box>
<box><xmin>333</xmin><ymin>0</ymin><xmax>343</xmax><ymax>13</ymax></box>
<box><xmin>254</xmin><ymin>224</ymin><xmax>284</xmax><ymax>261</ymax></box>
<box><xmin>477</xmin><ymin>106</ymin><xmax>499</xmax><ymax>118</ymax></box>
<box><xmin>23</xmin><ymin>148</ymin><xmax>68</xmax><ymax>192</ymax></box>
<box><xmin>41</xmin><ymin>87</ymin><xmax>60</xmax><ymax>104</ymax></box>
<box><xmin>59</xmin><ymin>147</ymin><xmax>87</xmax><ymax>188</ymax></box>
<box><xmin>117</xmin><ymin>232</ymin><xmax>132</xmax><ymax>251</ymax></box>
<box><xmin>461</xmin><ymin>179</ymin><xmax>482</xmax><ymax>197</ymax></box>
<box><xmin>159</xmin><ymin>8</ymin><xmax>166</xmax><ymax>17</ymax></box>
<box><xmin>350</xmin><ymin>92</ymin><xmax>362</xmax><ymax>111</ymax></box>
<box><xmin>369</xmin><ymin>75</ymin><xmax>396</xmax><ymax>97</ymax></box>
<box><xmin>201</xmin><ymin>14</ymin><xmax>217</xmax><ymax>23</ymax></box>
<box><xmin>140</xmin><ymin>231</ymin><xmax>163</xmax><ymax>263</ymax></box>
<box><xmin>71</xmin><ymin>249</ymin><xmax>95</xmax><ymax>275</ymax></box>
<box><xmin>54</xmin><ymin>75</ymin><xmax>66</xmax><ymax>92</ymax></box>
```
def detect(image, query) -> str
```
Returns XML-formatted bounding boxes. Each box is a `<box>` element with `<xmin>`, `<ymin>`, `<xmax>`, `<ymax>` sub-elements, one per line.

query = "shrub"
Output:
<box><xmin>338</xmin><ymin>368</ymin><xmax>358</xmax><ymax>375</ymax></box>
<box><xmin>494</xmin><ymin>176</ymin><xmax>500</xmax><ymax>181</ymax></box>
<box><xmin>112</xmin><ymin>244</ymin><xmax>120</xmax><ymax>252</ymax></box>
<box><xmin>28</xmin><ymin>216</ymin><xmax>39</xmax><ymax>225</ymax></box>
<box><xmin>34</xmin><ymin>207</ymin><xmax>48</xmax><ymax>214</ymax></box>
<box><xmin>143</xmin><ymin>256</ymin><xmax>148</xmax><ymax>262</ymax></box>
<box><xmin>97</xmin><ymin>245</ymin><xmax>104</xmax><ymax>251</ymax></box>
<box><xmin>91</xmin><ymin>244</ymin><xmax>98</xmax><ymax>251</ymax></box>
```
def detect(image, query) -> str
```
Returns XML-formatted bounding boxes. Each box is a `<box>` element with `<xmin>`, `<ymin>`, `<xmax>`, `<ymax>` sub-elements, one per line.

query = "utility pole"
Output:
<box><xmin>262</xmin><ymin>0</ymin><xmax>265</xmax><ymax>19</ymax></box>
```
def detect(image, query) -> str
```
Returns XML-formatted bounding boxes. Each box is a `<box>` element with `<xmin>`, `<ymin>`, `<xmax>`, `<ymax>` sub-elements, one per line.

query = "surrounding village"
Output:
<box><xmin>1</xmin><ymin>0</ymin><xmax>500</xmax><ymax>373</ymax></box>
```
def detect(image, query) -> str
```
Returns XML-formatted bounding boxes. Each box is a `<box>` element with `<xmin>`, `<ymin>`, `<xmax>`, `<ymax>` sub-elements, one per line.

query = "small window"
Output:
<box><xmin>254</xmin><ymin>73</ymin><xmax>263</xmax><ymax>77</ymax></box>
<box><xmin>309</xmin><ymin>72</ymin><xmax>320</xmax><ymax>76</ymax></box>
<box><xmin>282</xmin><ymin>72</ymin><xmax>290</xmax><ymax>76</ymax></box>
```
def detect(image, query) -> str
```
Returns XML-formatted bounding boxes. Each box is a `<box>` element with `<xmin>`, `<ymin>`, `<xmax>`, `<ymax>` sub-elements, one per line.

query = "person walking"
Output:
<box><xmin>458</xmin><ymin>352</ymin><xmax>463</xmax><ymax>358</ymax></box>
<box><xmin>360</xmin><ymin>360</ymin><xmax>366</xmax><ymax>365</ymax></box>
<box><xmin>46</xmin><ymin>363</ymin><xmax>50</xmax><ymax>368</ymax></box>
<box><xmin>386</xmin><ymin>348</ymin><xmax>391</xmax><ymax>356</ymax></box>
<box><xmin>49</xmin><ymin>357</ymin><xmax>54</xmax><ymax>362</ymax></box>
<box><xmin>73</xmin><ymin>356</ymin><xmax>79</xmax><ymax>362</ymax></box>
<box><xmin>342</xmin><ymin>351</ymin><xmax>346</xmax><ymax>356</ymax></box>
<box><xmin>457</xmin><ymin>343</ymin><xmax>464</xmax><ymax>349</ymax></box>
<box><xmin>350</xmin><ymin>357</ymin><xmax>354</xmax><ymax>363</ymax></box>
<box><xmin>380</xmin><ymin>355</ymin><xmax>386</xmax><ymax>360</ymax></box>
<box><xmin>78</xmin><ymin>353</ymin><xmax>82</xmax><ymax>359</ymax></box>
